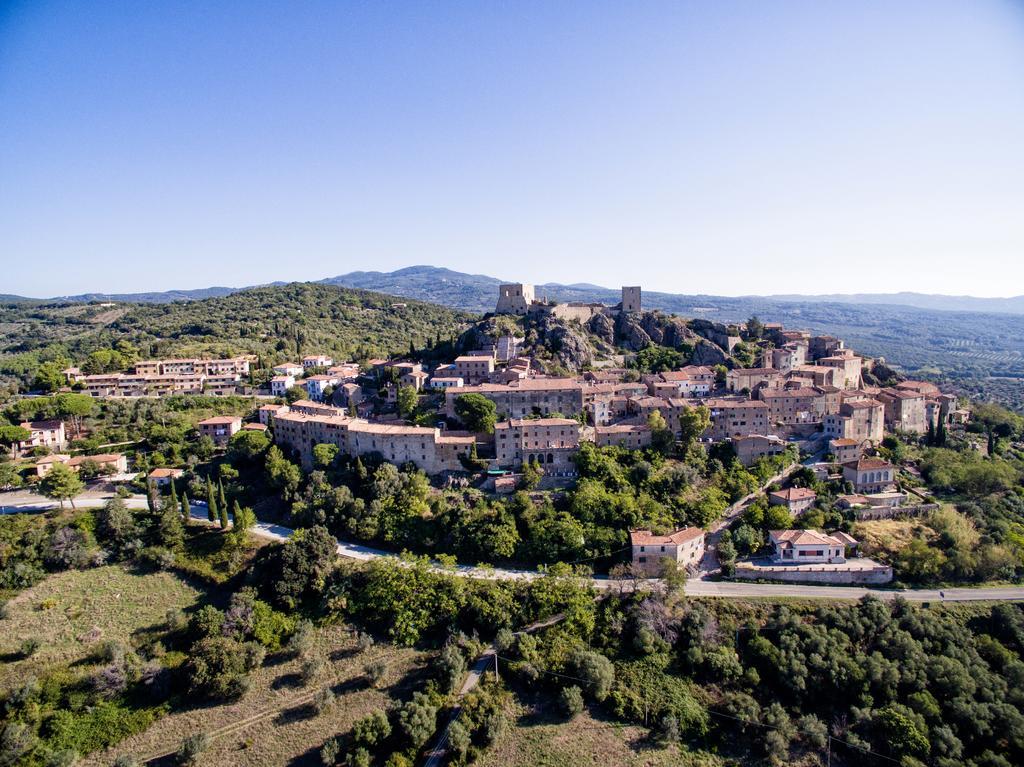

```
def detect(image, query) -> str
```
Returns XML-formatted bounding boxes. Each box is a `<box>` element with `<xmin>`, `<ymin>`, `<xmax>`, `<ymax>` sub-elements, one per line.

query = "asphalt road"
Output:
<box><xmin>4</xmin><ymin>491</ymin><xmax>1024</xmax><ymax>604</ymax></box>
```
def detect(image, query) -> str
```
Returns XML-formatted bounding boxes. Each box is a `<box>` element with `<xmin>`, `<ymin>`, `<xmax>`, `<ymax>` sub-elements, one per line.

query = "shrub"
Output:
<box><xmin>301</xmin><ymin>656</ymin><xmax>326</xmax><ymax>686</ymax></box>
<box><xmin>356</xmin><ymin>631</ymin><xmax>375</xmax><ymax>652</ymax></box>
<box><xmin>288</xmin><ymin>619</ymin><xmax>315</xmax><ymax>657</ymax></box>
<box><xmin>177</xmin><ymin>732</ymin><xmax>209</xmax><ymax>765</ymax></box>
<box><xmin>320</xmin><ymin>737</ymin><xmax>341</xmax><ymax>766</ymax></box>
<box><xmin>438</xmin><ymin>643</ymin><xmax>466</xmax><ymax>691</ymax></box>
<box><xmin>352</xmin><ymin>710</ymin><xmax>391</xmax><ymax>748</ymax></box>
<box><xmin>558</xmin><ymin>685</ymin><xmax>584</xmax><ymax>719</ymax></box>
<box><xmin>20</xmin><ymin>638</ymin><xmax>41</xmax><ymax>658</ymax></box>
<box><xmin>113</xmin><ymin>756</ymin><xmax>140</xmax><ymax>767</ymax></box>
<box><xmin>364</xmin><ymin>659</ymin><xmax>387</xmax><ymax>688</ymax></box>
<box><xmin>314</xmin><ymin>687</ymin><xmax>336</xmax><ymax>715</ymax></box>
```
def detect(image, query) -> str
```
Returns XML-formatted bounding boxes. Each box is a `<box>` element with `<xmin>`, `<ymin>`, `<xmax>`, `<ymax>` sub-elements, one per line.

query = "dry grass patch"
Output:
<box><xmin>0</xmin><ymin>564</ymin><xmax>203</xmax><ymax>692</ymax></box>
<box><xmin>852</xmin><ymin>519</ymin><xmax>929</xmax><ymax>560</ymax></box>
<box><xmin>479</xmin><ymin>699</ymin><xmax>725</xmax><ymax>767</ymax></box>
<box><xmin>83</xmin><ymin>623</ymin><xmax>430</xmax><ymax>767</ymax></box>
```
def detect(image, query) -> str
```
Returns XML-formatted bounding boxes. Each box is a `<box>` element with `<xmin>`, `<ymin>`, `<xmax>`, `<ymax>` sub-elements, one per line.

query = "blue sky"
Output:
<box><xmin>2</xmin><ymin>1</ymin><xmax>1024</xmax><ymax>298</ymax></box>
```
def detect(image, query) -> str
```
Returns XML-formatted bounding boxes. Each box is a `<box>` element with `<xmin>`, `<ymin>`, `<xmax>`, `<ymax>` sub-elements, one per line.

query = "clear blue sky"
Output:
<box><xmin>3</xmin><ymin>0</ymin><xmax>1024</xmax><ymax>298</ymax></box>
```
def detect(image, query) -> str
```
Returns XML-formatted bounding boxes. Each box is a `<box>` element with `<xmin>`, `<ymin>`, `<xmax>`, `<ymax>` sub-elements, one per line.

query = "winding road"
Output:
<box><xmin>3</xmin><ymin>492</ymin><xmax>1024</xmax><ymax>603</ymax></box>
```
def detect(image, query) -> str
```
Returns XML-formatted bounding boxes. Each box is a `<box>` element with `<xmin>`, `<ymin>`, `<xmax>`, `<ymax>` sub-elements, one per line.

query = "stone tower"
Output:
<box><xmin>621</xmin><ymin>286</ymin><xmax>641</xmax><ymax>313</ymax></box>
<box><xmin>496</xmin><ymin>283</ymin><xmax>535</xmax><ymax>315</ymax></box>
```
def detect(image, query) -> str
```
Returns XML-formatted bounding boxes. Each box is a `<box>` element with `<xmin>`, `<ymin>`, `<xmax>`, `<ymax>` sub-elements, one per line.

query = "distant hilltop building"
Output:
<box><xmin>495</xmin><ymin>283</ymin><xmax>641</xmax><ymax>319</ymax></box>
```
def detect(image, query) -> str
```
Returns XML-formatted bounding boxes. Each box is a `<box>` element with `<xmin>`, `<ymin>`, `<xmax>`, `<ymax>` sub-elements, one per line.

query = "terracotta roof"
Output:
<box><xmin>770</xmin><ymin>487</ymin><xmax>817</xmax><ymax>502</ymax></box>
<box><xmin>829</xmin><ymin>438</ymin><xmax>859</xmax><ymax>446</ymax></box>
<box><xmin>499</xmin><ymin>418</ymin><xmax>579</xmax><ymax>427</ymax></box>
<box><xmin>630</xmin><ymin>527</ymin><xmax>704</xmax><ymax>546</ymax></box>
<box><xmin>769</xmin><ymin>529</ymin><xmax>853</xmax><ymax>547</ymax></box>
<box><xmin>198</xmin><ymin>416</ymin><xmax>241</xmax><ymax>425</ymax></box>
<box><xmin>149</xmin><ymin>468</ymin><xmax>184</xmax><ymax>478</ymax></box>
<box><xmin>843</xmin><ymin>457</ymin><xmax>893</xmax><ymax>471</ymax></box>
<box><xmin>242</xmin><ymin>422</ymin><xmax>268</xmax><ymax>431</ymax></box>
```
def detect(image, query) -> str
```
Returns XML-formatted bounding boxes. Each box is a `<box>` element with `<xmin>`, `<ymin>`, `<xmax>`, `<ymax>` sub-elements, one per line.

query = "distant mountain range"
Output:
<box><xmin>3</xmin><ymin>265</ymin><xmax>1024</xmax><ymax>377</ymax></box>
<box><xmin>6</xmin><ymin>265</ymin><xmax>1021</xmax><ymax>316</ymax></box>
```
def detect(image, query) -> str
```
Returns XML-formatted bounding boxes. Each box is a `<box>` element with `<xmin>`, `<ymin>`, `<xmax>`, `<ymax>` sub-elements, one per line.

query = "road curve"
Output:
<box><xmin>4</xmin><ymin>494</ymin><xmax>1024</xmax><ymax>603</ymax></box>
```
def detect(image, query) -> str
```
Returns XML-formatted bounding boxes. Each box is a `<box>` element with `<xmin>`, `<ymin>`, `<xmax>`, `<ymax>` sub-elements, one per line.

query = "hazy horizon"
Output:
<box><xmin>3</xmin><ymin>1</ymin><xmax>1024</xmax><ymax>297</ymax></box>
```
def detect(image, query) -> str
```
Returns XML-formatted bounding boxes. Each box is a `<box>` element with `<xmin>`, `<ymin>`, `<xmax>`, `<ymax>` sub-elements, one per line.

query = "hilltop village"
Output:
<box><xmin>15</xmin><ymin>282</ymin><xmax>976</xmax><ymax>586</ymax></box>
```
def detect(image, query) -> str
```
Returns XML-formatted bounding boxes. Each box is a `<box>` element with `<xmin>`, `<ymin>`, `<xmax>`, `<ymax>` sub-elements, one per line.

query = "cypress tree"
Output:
<box><xmin>219</xmin><ymin>500</ymin><xmax>230</xmax><ymax>530</ymax></box>
<box><xmin>146</xmin><ymin>481</ymin><xmax>158</xmax><ymax>514</ymax></box>
<box><xmin>926</xmin><ymin>419</ymin><xmax>935</xmax><ymax>446</ymax></box>
<box><xmin>180</xmin><ymin>492</ymin><xmax>191</xmax><ymax>524</ymax></box>
<box><xmin>218</xmin><ymin>479</ymin><xmax>228</xmax><ymax>514</ymax></box>
<box><xmin>206</xmin><ymin>478</ymin><xmax>217</xmax><ymax>523</ymax></box>
<box><xmin>168</xmin><ymin>479</ymin><xmax>179</xmax><ymax>511</ymax></box>
<box><xmin>937</xmin><ymin>418</ymin><xmax>947</xmax><ymax>447</ymax></box>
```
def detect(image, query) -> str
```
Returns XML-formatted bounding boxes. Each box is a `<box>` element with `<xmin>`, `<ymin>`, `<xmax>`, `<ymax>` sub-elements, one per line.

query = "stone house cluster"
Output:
<box><xmin>68</xmin><ymin>357</ymin><xmax>254</xmax><ymax>398</ymax></box>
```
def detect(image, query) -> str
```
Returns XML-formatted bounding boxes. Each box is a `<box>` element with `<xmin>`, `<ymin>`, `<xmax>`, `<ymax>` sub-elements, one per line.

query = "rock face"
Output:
<box><xmin>587</xmin><ymin>312</ymin><xmax>615</xmax><ymax>345</ymax></box>
<box><xmin>537</xmin><ymin>315</ymin><xmax>595</xmax><ymax>371</ymax></box>
<box><xmin>615</xmin><ymin>312</ymin><xmax>653</xmax><ymax>351</ymax></box>
<box><xmin>689</xmin><ymin>339</ymin><xmax>731</xmax><ymax>367</ymax></box>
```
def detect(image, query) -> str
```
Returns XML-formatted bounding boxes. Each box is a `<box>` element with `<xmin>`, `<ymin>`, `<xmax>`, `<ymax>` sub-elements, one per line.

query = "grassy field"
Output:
<box><xmin>82</xmin><ymin>623</ymin><xmax>430</xmax><ymax>767</ymax></box>
<box><xmin>852</xmin><ymin>518</ymin><xmax>929</xmax><ymax>561</ymax></box>
<box><xmin>0</xmin><ymin>563</ymin><xmax>204</xmax><ymax>692</ymax></box>
<box><xmin>479</xmin><ymin>698</ymin><xmax>727</xmax><ymax>767</ymax></box>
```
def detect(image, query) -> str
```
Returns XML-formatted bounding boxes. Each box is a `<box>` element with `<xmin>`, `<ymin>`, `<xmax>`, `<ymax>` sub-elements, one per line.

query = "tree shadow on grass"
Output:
<box><xmin>273</xmin><ymin>700</ymin><xmax>318</xmax><ymax>725</ymax></box>
<box><xmin>272</xmin><ymin>671</ymin><xmax>305</xmax><ymax>690</ymax></box>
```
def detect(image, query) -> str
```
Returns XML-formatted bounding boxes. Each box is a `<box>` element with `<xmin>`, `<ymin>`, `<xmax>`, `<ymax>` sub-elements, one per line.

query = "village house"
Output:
<box><xmin>290</xmin><ymin>399</ymin><xmax>346</xmax><ymax>417</ymax></box>
<box><xmin>270</xmin><ymin>375</ymin><xmax>295</xmax><ymax>397</ymax></box>
<box><xmin>842</xmin><ymin>457</ymin><xmax>897</xmax><ymax>493</ymax></box>
<box><xmin>730</xmin><ymin>434</ymin><xmax>788</xmax><ymax>466</ymax></box>
<box><xmin>272</xmin><ymin>362</ymin><xmax>304</xmax><ymax>377</ymax></box>
<box><xmin>18</xmin><ymin>420</ymin><xmax>67</xmax><ymax>455</ymax></box>
<box><xmin>494</xmin><ymin>418</ymin><xmax>581</xmax><ymax>473</ymax></box>
<box><xmin>762</xmin><ymin>342</ymin><xmax>807</xmax><ymax>372</ymax></box>
<box><xmin>769</xmin><ymin>487</ymin><xmax>817</xmax><ymax>516</ymax></box>
<box><xmin>808</xmin><ymin>335</ymin><xmax>844</xmax><ymax>360</ymax></box>
<box><xmin>828</xmin><ymin>437</ymin><xmax>864</xmax><ymax>463</ymax></box>
<box><xmin>148</xmin><ymin>467</ymin><xmax>184</xmax><ymax>488</ymax></box>
<box><xmin>629</xmin><ymin>527</ymin><xmax>705</xmax><ymax>575</ymax></box>
<box><xmin>327</xmin><ymin>363</ymin><xmax>361</xmax><ymax>379</ymax></box>
<box><xmin>446</xmin><ymin>378</ymin><xmax>586</xmax><ymax>421</ymax></box>
<box><xmin>453</xmin><ymin>355</ymin><xmax>495</xmax><ymax>384</ymax></box>
<box><xmin>197</xmin><ymin>416</ymin><xmax>242</xmax><ymax>446</ymax></box>
<box><xmin>817</xmin><ymin>350</ymin><xmax>863</xmax><ymax>389</ymax></box>
<box><xmin>704</xmin><ymin>399</ymin><xmax>770</xmax><ymax>441</ymax></box>
<box><xmin>823</xmin><ymin>398</ymin><xmax>885</xmax><ymax>444</ymax></box>
<box><xmin>726</xmin><ymin>368</ymin><xmax>781</xmax><ymax>394</ymax></box>
<box><xmin>495</xmin><ymin>335</ymin><xmax>524</xmax><ymax>362</ymax></box>
<box><xmin>36</xmin><ymin>452</ymin><xmax>126</xmax><ymax>477</ymax></box>
<box><xmin>877</xmin><ymin>388</ymin><xmax>929</xmax><ymax>434</ymax></box>
<box><xmin>302</xmin><ymin>354</ymin><xmax>334</xmax><ymax>369</ymax></box>
<box><xmin>430</xmin><ymin>376</ymin><xmax>464</xmax><ymax>390</ymax></box>
<box><xmin>271</xmin><ymin>410</ymin><xmax>474</xmax><ymax>473</ymax></box>
<box><xmin>769</xmin><ymin>529</ymin><xmax>857</xmax><ymax>564</ymax></box>
<box><xmin>304</xmin><ymin>374</ymin><xmax>341</xmax><ymax>402</ymax></box>
<box><xmin>242</xmin><ymin>422</ymin><xmax>268</xmax><ymax>432</ymax></box>
<box><xmin>594</xmin><ymin>424</ymin><xmax>652</xmax><ymax>450</ymax></box>
<box><xmin>258</xmin><ymin>403</ymin><xmax>289</xmax><ymax>425</ymax></box>
<box><xmin>401</xmin><ymin>369</ymin><xmax>430</xmax><ymax>392</ymax></box>
<box><xmin>758</xmin><ymin>387</ymin><xmax>827</xmax><ymax>425</ymax></box>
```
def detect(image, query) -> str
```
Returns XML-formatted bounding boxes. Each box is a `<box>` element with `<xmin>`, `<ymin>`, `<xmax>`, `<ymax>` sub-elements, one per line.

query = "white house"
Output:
<box><xmin>270</xmin><ymin>375</ymin><xmax>295</xmax><ymax>397</ymax></box>
<box><xmin>769</xmin><ymin>529</ymin><xmax>857</xmax><ymax>564</ymax></box>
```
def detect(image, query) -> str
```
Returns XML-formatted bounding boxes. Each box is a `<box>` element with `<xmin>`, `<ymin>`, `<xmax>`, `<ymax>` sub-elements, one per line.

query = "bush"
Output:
<box><xmin>288</xmin><ymin>619</ymin><xmax>315</xmax><ymax>657</ymax></box>
<box><xmin>356</xmin><ymin>631</ymin><xmax>375</xmax><ymax>652</ymax></box>
<box><xmin>20</xmin><ymin>637</ymin><xmax>41</xmax><ymax>658</ymax></box>
<box><xmin>364</xmin><ymin>659</ymin><xmax>387</xmax><ymax>688</ymax></box>
<box><xmin>569</xmin><ymin>649</ymin><xmax>614</xmax><ymax>701</ymax></box>
<box><xmin>320</xmin><ymin>737</ymin><xmax>341</xmax><ymax>766</ymax></box>
<box><xmin>314</xmin><ymin>687</ymin><xmax>336</xmax><ymax>715</ymax></box>
<box><xmin>113</xmin><ymin>756</ymin><xmax>140</xmax><ymax>767</ymax></box>
<box><xmin>438</xmin><ymin>643</ymin><xmax>466</xmax><ymax>691</ymax></box>
<box><xmin>301</xmin><ymin>656</ymin><xmax>326</xmax><ymax>686</ymax></box>
<box><xmin>352</xmin><ymin>710</ymin><xmax>391</xmax><ymax>748</ymax></box>
<box><xmin>177</xmin><ymin>732</ymin><xmax>209</xmax><ymax>765</ymax></box>
<box><xmin>558</xmin><ymin>685</ymin><xmax>584</xmax><ymax>719</ymax></box>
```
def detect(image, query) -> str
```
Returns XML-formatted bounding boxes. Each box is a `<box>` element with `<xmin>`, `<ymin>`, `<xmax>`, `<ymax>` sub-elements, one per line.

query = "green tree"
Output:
<box><xmin>206</xmin><ymin>477</ymin><xmax>218</xmax><ymax>523</ymax></box>
<box><xmin>39</xmin><ymin>463</ymin><xmax>84</xmax><ymax>509</ymax></box>
<box><xmin>231</xmin><ymin>502</ymin><xmax>256</xmax><ymax>546</ymax></box>
<box><xmin>647</xmin><ymin>409</ymin><xmax>674</xmax><ymax>453</ymax></box>
<box><xmin>0</xmin><ymin>425</ymin><xmax>30</xmax><ymax>459</ymax></box>
<box><xmin>33</xmin><ymin>361</ymin><xmax>67</xmax><ymax>392</ymax></box>
<box><xmin>265</xmin><ymin>445</ymin><xmax>302</xmax><ymax>501</ymax></box>
<box><xmin>396</xmin><ymin>385</ymin><xmax>418</xmax><ymax>419</ymax></box>
<box><xmin>312</xmin><ymin>442</ymin><xmax>339</xmax><ymax>470</ymax></box>
<box><xmin>746</xmin><ymin>315</ymin><xmax>764</xmax><ymax>340</ymax></box>
<box><xmin>454</xmin><ymin>393</ymin><xmax>497</xmax><ymax>434</ymax></box>
<box><xmin>159</xmin><ymin>504</ymin><xmax>185</xmax><ymax>550</ymax></box>
<box><xmin>53</xmin><ymin>393</ymin><xmax>94</xmax><ymax>437</ymax></box>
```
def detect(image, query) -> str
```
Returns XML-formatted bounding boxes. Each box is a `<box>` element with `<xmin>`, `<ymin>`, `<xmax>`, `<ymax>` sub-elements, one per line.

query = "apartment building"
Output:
<box><xmin>877</xmin><ymin>388</ymin><xmax>929</xmax><ymax>434</ymax></box>
<box><xmin>759</xmin><ymin>387</ymin><xmax>826</xmax><ymax>424</ymax></box>
<box><xmin>271</xmin><ymin>410</ymin><xmax>474</xmax><ymax>473</ymax></box>
<box><xmin>494</xmin><ymin>418</ymin><xmax>581</xmax><ymax>472</ymax></box>
<box><xmin>197</xmin><ymin>416</ymin><xmax>242</xmax><ymax>446</ymax></box>
<box><xmin>446</xmin><ymin>378</ymin><xmax>586</xmax><ymax>420</ymax></box>
<box><xmin>453</xmin><ymin>356</ymin><xmax>495</xmax><ymax>384</ymax></box>
<box><xmin>704</xmin><ymin>399</ymin><xmax>770</xmax><ymax>441</ymax></box>
<box><xmin>823</xmin><ymin>399</ymin><xmax>885</xmax><ymax>444</ymax></box>
<box><xmin>726</xmin><ymin>368</ymin><xmax>781</xmax><ymax>393</ymax></box>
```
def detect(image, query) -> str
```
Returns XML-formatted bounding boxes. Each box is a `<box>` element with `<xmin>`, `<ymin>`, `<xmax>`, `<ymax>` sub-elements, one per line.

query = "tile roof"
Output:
<box><xmin>630</xmin><ymin>527</ymin><xmax>705</xmax><ymax>546</ymax></box>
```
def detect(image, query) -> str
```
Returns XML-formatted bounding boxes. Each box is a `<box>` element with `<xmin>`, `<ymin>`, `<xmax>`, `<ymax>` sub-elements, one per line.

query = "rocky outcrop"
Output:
<box><xmin>615</xmin><ymin>312</ymin><xmax>653</xmax><ymax>351</ymax></box>
<box><xmin>587</xmin><ymin>312</ymin><xmax>615</xmax><ymax>345</ymax></box>
<box><xmin>689</xmin><ymin>339</ymin><xmax>731</xmax><ymax>367</ymax></box>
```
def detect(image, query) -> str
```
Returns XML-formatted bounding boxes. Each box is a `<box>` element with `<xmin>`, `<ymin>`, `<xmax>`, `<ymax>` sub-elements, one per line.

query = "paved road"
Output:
<box><xmin>4</xmin><ymin>491</ymin><xmax>1024</xmax><ymax>604</ymax></box>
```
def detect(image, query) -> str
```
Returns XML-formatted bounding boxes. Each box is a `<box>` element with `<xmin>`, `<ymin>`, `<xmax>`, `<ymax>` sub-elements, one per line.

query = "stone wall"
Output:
<box><xmin>733</xmin><ymin>561</ymin><xmax>893</xmax><ymax>585</ymax></box>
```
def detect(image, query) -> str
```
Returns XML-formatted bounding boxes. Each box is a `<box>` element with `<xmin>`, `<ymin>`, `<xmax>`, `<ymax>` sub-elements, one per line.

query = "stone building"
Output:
<box><xmin>629</xmin><ymin>528</ymin><xmax>705</xmax><ymax>575</ymax></box>
<box><xmin>494</xmin><ymin>418</ymin><xmax>581</xmax><ymax>473</ymax></box>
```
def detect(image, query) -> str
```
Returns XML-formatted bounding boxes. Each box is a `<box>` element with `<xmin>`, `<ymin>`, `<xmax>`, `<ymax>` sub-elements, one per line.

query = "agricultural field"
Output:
<box><xmin>0</xmin><ymin>564</ymin><xmax>204</xmax><ymax>693</ymax></box>
<box><xmin>83</xmin><ymin>624</ymin><xmax>429</xmax><ymax>767</ymax></box>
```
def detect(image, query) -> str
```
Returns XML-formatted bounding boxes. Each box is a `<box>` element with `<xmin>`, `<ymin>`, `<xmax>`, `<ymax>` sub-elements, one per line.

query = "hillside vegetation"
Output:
<box><xmin>0</xmin><ymin>283</ymin><xmax>473</xmax><ymax>391</ymax></box>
